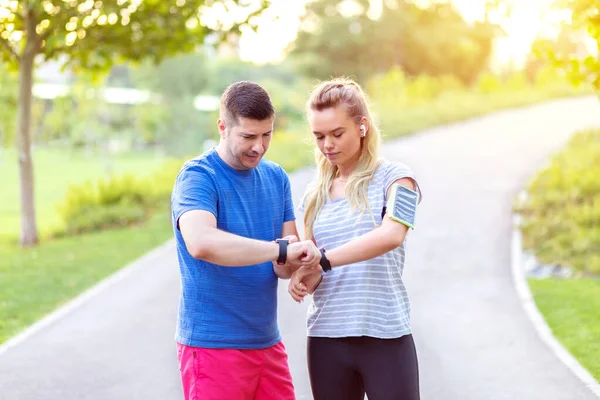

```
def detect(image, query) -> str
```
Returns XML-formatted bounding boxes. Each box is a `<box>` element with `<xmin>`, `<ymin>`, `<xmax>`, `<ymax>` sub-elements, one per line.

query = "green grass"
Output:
<box><xmin>0</xmin><ymin>147</ymin><xmax>166</xmax><ymax>239</ymax></box>
<box><xmin>0</xmin><ymin>211</ymin><xmax>172</xmax><ymax>344</ymax></box>
<box><xmin>529</xmin><ymin>278</ymin><xmax>600</xmax><ymax>381</ymax></box>
<box><xmin>377</xmin><ymin>86</ymin><xmax>587</xmax><ymax>137</ymax></box>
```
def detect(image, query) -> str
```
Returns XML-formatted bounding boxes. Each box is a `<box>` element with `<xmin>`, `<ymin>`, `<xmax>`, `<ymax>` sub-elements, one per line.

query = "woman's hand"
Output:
<box><xmin>288</xmin><ymin>265</ymin><xmax>323</xmax><ymax>303</ymax></box>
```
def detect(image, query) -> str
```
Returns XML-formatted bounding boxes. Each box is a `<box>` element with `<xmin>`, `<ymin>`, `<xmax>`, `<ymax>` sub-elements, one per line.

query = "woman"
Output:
<box><xmin>290</xmin><ymin>77</ymin><xmax>422</xmax><ymax>400</ymax></box>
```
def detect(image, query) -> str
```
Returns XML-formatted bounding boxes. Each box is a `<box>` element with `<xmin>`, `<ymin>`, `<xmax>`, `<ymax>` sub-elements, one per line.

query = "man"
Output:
<box><xmin>171</xmin><ymin>81</ymin><xmax>320</xmax><ymax>400</ymax></box>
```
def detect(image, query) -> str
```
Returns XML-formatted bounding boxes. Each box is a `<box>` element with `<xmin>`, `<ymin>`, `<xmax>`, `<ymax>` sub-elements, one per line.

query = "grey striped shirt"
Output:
<box><xmin>300</xmin><ymin>160</ymin><xmax>421</xmax><ymax>338</ymax></box>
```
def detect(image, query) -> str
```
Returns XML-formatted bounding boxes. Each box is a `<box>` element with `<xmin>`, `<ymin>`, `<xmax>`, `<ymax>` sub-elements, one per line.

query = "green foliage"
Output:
<box><xmin>128</xmin><ymin>52</ymin><xmax>219</xmax><ymax>155</ymax></box>
<box><xmin>476</xmin><ymin>72</ymin><xmax>503</xmax><ymax>94</ymax></box>
<box><xmin>364</xmin><ymin>67</ymin><xmax>584</xmax><ymax>140</ymax></box>
<box><xmin>258</xmin><ymin>78</ymin><xmax>312</xmax><ymax>130</ymax></box>
<box><xmin>536</xmin><ymin>1</ymin><xmax>600</xmax><ymax>91</ymax></box>
<box><xmin>0</xmin><ymin>0</ymin><xmax>268</xmax><ymax>246</ymax></box>
<box><xmin>140</xmin><ymin>156</ymin><xmax>187</xmax><ymax>202</ymax></box>
<box><xmin>291</xmin><ymin>0</ymin><xmax>498</xmax><ymax>85</ymax></box>
<box><xmin>57</xmin><ymin>173</ymin><xmax>153</xmax><ymax>235</ymax></box>
<box><xmin>516</xmin><ymin>129</ymin><xmax>600</xmax><ymax>274</ymax></box>
<box><xmin>0</xmin><ymin>1</ymin><xmax>265</xmax><ymax>70</ymax></box>
<box><xmin>132</xmin><ymin>53</ymin><xmax>210</xmax><ymax>99</ymax></box>
<box><xmin>504</xmin><ymin>71</ymin><xmax>530</xmax><ymax>91</ymax></box>
<box><xmin>39</xmin><ymin>77</ymin><xmax>109</xmax><ymax>147</ymax></box>
<box><xmin>204</xmin><ymin>57</ymin><xmax>300</xmax><ymax>96</ymax></box>
<box><xmin>131</xmin><ymin>102</ymin><xmax>168</xmax><ymax>145</ymax></box>
<box><xmin>266</xmin><ymin>131</ymin><xmax>314</xmax><ymax>172</ymax></box>
<box><xmin>54</xmin><ymin>156</ymin><xmax>184</xmax><ymax>236</ymax></box>
<box><xmin>157</xmin><ymin>97</ymin><xmax>214</xmax><ymax>158</ymax></box>
<box><xmin>60</xmin><ymin>203</ymin><xmax>146</xmax><ymax>236</ymax></box>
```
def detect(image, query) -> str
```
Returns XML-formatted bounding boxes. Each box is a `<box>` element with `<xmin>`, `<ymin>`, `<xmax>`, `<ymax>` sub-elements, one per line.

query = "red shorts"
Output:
<box><xmin>176</xmin><ymin>341</ymin><xmax>295</xmax><ymax>400</ymax></box>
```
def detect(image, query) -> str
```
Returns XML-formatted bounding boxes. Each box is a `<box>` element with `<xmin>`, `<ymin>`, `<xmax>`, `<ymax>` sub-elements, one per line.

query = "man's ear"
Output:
<box><xmin>217</xmin><ymin>118</ymin><xmax>226</xmax><ymax>139</ymax></box>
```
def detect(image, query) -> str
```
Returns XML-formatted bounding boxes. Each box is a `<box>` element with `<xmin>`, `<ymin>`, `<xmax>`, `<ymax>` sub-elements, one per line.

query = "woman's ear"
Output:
<box><xmin>360</xmin><ymin>117</ymin><xmax>368</xmax><ymax>137</ymax></box>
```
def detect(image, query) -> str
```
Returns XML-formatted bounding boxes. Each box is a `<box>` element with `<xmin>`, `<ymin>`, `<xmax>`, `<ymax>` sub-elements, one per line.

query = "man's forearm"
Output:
<box><xmin>190</xmin><ymin>227</ymin><xmax>279</xmax><ymax>266</ymax></box>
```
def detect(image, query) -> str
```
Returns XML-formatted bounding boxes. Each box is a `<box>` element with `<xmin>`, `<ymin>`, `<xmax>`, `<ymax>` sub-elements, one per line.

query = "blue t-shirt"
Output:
<box><xmin>170</xmin><ymin>148</ymin><xmax>295</xmax><ymax>349</ymax></box>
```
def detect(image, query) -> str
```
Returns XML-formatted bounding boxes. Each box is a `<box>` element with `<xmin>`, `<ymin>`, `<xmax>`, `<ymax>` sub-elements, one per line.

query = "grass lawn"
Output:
<box><xmin>0</xmin><ymin>147</ymin><xmax>172</xmax><ymax>344</ymax></box>
<box><xmin>0</xmin><ymin>147</ymin><xmax>167</xmax><ymax>239</ymax></box>
<box><xmin>529</xmin><ymin>278</ymin><xmax>600</xmax><ymax>381</ymax></box>
<box><xmin>0</xmin><ymin>211</ymin><xmax>172</xmax><ymax>344</ymax></box>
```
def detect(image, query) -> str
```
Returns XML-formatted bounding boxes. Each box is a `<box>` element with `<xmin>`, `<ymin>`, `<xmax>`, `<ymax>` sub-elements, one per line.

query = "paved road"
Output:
<box><xmin>1</xmin><ymin>96</ymin><xmax>599</xmax><ymax>399</ymax></box>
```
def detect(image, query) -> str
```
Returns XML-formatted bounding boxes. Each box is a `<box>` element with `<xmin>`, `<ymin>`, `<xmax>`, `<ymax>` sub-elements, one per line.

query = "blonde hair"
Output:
<box><xmin>303</xmin><ymin>77</ymin><xmax>382</xmax><ymax>240</ymax></box>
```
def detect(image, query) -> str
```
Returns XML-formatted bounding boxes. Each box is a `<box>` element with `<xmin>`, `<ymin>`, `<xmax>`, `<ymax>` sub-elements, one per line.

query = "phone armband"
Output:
<box><xmin>386</xmin><ymin>183</ymin><xmax>419</xmax><ymax>229</ymax></box>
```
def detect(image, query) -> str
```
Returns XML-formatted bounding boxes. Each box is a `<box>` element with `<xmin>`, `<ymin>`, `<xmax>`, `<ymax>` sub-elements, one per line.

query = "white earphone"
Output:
<box><xmin>360</xmin><ymin>124</ymin><xmax>366</xmax><ymax>137</ymax></box>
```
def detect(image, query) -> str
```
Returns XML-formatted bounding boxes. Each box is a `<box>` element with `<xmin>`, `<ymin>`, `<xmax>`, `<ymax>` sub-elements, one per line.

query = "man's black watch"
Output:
<box><xmin>319</xmin><ymin>247</ymin><xmax>332</xmax><ymax>272</ymax></box>
<box><xmin>275</xmin><ymin>238</ymin><xmax>289</xmax><ymax>265</ymax></box>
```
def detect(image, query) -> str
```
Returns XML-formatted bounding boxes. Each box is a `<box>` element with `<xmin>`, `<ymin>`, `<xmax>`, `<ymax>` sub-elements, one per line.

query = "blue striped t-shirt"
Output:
<box><xmin>300</xmin><ymin>160</ymin><xmax>421</xmax><ymax>339</ymax></box>
<box><xmin>171</xmin><ymin>148</ymin><xmax>295</xmax><ymax>349</ymax></box>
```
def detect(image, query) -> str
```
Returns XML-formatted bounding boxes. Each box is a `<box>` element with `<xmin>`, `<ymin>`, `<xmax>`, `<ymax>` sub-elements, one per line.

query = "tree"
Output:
<box><xmin>537</xmin><ymin>1</ymin><xmax>600</xmax><ymax>91</ymax></box>
<box><xmin>0</xmin><ymin>0</ymin><xmax>266</xmax><ymax>246</ymax></box>
<box><xmin>131</xmin><ymin>52</ymin><xmax>214</xmax><ymax>156</ymax></box>
<box><xmin>290</xmin><ymin>0</ymin><xmax>501</xmax><ymax>85</ymax></box>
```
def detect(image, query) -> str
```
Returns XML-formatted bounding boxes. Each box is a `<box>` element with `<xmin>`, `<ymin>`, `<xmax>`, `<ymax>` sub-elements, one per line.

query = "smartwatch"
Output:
<box><xmin>319</xmin><ymin>247</ymin><xmax>332</xmax><ymax>272</ymax></box>
<box><xmin>275</xmin><ymin>238</ymin><xmax>289</xmax><ymax>265</ymax></box>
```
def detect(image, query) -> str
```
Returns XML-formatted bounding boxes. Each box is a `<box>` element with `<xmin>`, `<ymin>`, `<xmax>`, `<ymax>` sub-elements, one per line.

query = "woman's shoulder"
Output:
<box><xmin>375</xmin><ymin>159</ymin><xmax>415</xmax><ymax>179</ymax></box>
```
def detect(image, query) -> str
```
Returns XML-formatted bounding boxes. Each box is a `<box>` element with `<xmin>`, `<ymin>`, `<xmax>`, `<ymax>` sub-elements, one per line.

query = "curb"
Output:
<box><xmin>511</xmin><ymin>212</ymin><xmax>600</xmax><ymax>398</ymax></box>
<box><xmin>0</xmin><ymin>239</ymin><xmax>176</xmax><ymax>357</ymax></box>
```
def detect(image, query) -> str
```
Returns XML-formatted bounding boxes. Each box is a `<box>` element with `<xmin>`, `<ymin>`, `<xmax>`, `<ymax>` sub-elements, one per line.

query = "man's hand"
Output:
<box><xmin>287</xmin><ymin>240</ymin><xmax>321</xmax><ymax>269</ymax></box>
<box><xmin>288</xmin><ymin>266</ymin><xmax>323</xmax><ymax>303</ymax></box>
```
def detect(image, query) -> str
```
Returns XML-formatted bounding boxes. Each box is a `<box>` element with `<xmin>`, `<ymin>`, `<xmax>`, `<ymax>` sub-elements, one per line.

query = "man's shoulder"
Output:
<box><xmin>178</xmin><ymin>150</ymin><xmax>219</xmax><ymax>178</ymax></box>
<box><xmin>257</xmin><ymin>158</ymin><xmax>287</xmax><ymax>178</ymax></box>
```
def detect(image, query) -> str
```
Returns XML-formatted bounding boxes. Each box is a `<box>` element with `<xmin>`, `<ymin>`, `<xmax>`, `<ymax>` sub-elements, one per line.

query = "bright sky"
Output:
<box><xmin>236</xmin><ymin>0</ymin><xmax>573</xmax><ymax>68</ymax></box>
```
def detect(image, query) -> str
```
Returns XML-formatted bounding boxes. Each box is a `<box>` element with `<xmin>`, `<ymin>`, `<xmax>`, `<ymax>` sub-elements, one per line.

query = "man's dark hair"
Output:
<box><xmin>220</xmin><ymin>81</ymin><xmax>275</xmax><ymax>127</ymax></box>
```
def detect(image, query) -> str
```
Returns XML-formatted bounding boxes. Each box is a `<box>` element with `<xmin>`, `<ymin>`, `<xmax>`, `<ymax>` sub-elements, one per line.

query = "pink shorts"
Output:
<box><xmin>176</xmin><ymin>341</ymin><xmax>296</xmax><ymax>400</ymax></box>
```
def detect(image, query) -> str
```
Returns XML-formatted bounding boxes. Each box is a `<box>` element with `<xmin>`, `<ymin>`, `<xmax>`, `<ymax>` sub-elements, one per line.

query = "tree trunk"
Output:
<box><xmin>17</xmin><ymin>12</ymin><xmax>38</xmax><ymax>247</ymax></box>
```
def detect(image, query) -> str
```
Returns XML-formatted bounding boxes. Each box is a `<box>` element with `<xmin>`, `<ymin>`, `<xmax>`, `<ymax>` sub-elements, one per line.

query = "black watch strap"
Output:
<box><xmin>275</xmin><ymin>239</ymin><xmax>289</xmax><ymax>265</ymax></box>
<box><xmin>319</xmin><ymin>247</ymin><xmax>332</xmax><ymax>272</ymax></box>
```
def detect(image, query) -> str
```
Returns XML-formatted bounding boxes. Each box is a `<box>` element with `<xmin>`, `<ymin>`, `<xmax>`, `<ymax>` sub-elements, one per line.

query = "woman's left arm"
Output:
<box><xmin>325</xmin><ymin>177</ymin><xmax>416</xmax><ymax>268</ymax></box>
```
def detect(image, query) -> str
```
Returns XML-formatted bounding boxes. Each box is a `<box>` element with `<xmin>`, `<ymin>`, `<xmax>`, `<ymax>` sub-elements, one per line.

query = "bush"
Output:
<box><xmin>60</xmin><ymin>203</ymin><xmax>147</xmax><ymax>235</ymax></box>
<box><xmin>141</xmin><ymin>156</ymin><xmax>187</xmax><ymax>203</ymax></box>
<box><xmin>56</xmin><ymin>173</ymin><xmax>157</xmax><ymax>235</ymax></box>
<box><xmin>476</xmin><ymin>72</ymin><xmax>502</xmax><ymax>94</ymax></box>
<box><xmin>53</xmin><ymin>154</ymin><xmax>189</xmax><ymax>236</ymax></box>
<box><xmin>504</xmin><ymin>71</ymin><xmax>531</xmax><ymax>91</ymax></box>
<box><xmin>515</xmin><ymin>129</ymin><xmax>600</xmax><ymax>274</ymax></box>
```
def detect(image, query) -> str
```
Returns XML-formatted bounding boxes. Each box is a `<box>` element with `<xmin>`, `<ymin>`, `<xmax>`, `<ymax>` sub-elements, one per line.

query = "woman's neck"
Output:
<box><xmin>336</xmin><ymin>154</ymin><xmax>360</xmax><ymax>181</ymax></box>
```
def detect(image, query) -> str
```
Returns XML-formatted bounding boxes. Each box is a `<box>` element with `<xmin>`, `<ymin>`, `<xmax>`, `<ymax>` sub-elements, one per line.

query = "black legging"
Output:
<box><xmin>307</xmin><ymin>335</ymin><xmax>420</xmax><ymax>400</ymax></box>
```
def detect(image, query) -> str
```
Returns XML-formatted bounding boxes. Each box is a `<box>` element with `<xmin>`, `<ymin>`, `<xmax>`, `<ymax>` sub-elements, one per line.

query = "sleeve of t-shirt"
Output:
<box><xmin>281</xmin><ymin>167</ymin><xmax>296</xmax><ymax>222</ymax></box>
<box><xmin>296</xmin><ymin>193</ymin><xmax>306</xmax><ymax>214</ymax></box>
<box><xmin>384</xmin><ymin>161</ymin><xmax>423</xmax><ymax>204</ymax></box>
<box><xmin>172</xmin><ymin>164</ymin><xmax>218</xmax><ymax>230</ymax></box>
